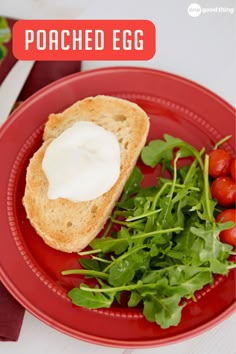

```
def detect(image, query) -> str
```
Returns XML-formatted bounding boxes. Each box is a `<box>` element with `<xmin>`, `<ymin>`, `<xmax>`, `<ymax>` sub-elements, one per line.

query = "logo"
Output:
<box><xmin>187</xmin><ymin>3</ymin><xmax>234</xmax><ymax>17</ymax></box>
<box><xmin>188</xmin><ymin>3</ymin><xmax>201</xmax><ymax>17</ymax></box>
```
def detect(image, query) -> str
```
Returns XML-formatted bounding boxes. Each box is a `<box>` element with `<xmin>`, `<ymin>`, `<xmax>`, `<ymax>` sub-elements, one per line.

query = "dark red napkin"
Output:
<box><xmin>0</xmin><ymin>283</ymin><xmax>25</xmax><ymax>341</ymax></box>
<box><xmin>0</xmin><ymin>17</ymin><xmax>81</xmax><ymax>341</ymax></box>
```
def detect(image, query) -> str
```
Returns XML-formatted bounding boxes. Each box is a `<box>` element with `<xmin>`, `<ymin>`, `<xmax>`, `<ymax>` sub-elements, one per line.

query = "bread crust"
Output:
<box><xmin>23</xmin><ymin>95</ymin><xmax>150</xmax><ymax>252</ymax></box>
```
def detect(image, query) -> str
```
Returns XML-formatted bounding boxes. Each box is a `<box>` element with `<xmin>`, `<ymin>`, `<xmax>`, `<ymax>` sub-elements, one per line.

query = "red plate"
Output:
<box><xmin>0</xmin><ymin>67</ymin><xmax>235</xmax><ymax>348</ymax></box>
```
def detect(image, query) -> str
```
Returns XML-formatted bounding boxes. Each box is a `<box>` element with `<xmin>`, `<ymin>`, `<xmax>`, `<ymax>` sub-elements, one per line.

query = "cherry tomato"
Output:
<box><xmin>230</xmin><ymin>159</ymin><xmax>236</xmax><ymax>181</ymax></box>
<box><xmin>208</xmin><ymin>149</ymin><xmax>232</xmax><ymax>178</ymax></box>
<box><xmin>210</xmin><ymin>176</ymin><xmax>236</xmax><ymax>207</ymax></box>
<box><xmin>216</xmin><ymin>209</ymin><xmax>236</xmax><ymax>246</ymax></box>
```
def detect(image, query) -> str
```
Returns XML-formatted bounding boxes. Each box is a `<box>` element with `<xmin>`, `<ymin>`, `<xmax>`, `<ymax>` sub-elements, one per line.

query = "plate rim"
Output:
<box><xmin>0</xmin><ymin>266</ymin><xmax>235</xmax><ymax>348</ymax></box>
<box><xmin>0</xmin><ymin>66</ymin><xmax>235</xmax><ymax>138</ymax></box>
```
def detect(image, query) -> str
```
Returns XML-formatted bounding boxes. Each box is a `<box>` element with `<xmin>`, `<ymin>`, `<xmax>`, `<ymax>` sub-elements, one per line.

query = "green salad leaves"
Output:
<box><xmin>62</xmin><ymin>134</ymin><xmax>235</xmax><ymax>329</ymax></box>
<box><xmin>0</xmin><ymin>17</ymin><xmax>11</xmax><ymax>62</ymax></box>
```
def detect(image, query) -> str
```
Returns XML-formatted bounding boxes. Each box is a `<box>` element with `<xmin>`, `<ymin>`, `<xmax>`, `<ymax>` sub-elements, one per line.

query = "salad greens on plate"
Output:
<box><xmin>0</xmin><ymin>17</ymin><xmax>11</xmax><ymax>62</ymax></box>
<box><xmin>62</xmin><ymin>134</ymin><xmax>235</xmax><ymax>329</ymax></box>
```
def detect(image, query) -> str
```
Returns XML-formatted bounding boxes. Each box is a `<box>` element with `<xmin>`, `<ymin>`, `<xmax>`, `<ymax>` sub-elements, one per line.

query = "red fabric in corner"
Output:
<box><xmin>0</xmin><ymin>283</ymin><xmax>25</xmax><ymax>341</ymax></box>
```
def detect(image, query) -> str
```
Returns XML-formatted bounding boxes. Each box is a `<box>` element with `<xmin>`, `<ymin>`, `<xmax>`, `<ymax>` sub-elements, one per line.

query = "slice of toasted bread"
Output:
<box><xmin>23</xmin><ymin>95</ymin><xmax>150</xmax><ymax>253</ymax></box>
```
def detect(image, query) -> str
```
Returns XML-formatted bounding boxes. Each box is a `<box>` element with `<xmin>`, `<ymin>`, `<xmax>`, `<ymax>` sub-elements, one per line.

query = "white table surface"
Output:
<box><xmin>0</xmin><ymin>0</ymin><xmax>236</xmax><ymax>353</ymax></box>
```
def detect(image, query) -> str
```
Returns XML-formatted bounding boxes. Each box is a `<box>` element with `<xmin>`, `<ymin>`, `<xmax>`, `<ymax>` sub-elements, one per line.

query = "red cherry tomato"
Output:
<box><xmin>210</xmin><ymin>176</ymin><xmax>236</xmax><ymax>207</ymax></box>
<box><xmin>208</xmin><ymin>149</ymin><xmax>232</xmax><ymax>178</ymax></box>
<box><xmin>216</xmin><ymin>209</ymin><xmax>236</xmax><ymax>246</ymax></box>
<box><xmin>230</xmin><ymin>159</ymin><xmax>236</xmax><ymax>181</ymax></box>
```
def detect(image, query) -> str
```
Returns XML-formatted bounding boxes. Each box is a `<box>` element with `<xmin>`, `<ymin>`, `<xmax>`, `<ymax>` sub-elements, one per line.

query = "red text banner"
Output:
<box><xmin>13</xmin><ymin>20</ymin><xmax>156</xmax><ymax>61</ymax></box>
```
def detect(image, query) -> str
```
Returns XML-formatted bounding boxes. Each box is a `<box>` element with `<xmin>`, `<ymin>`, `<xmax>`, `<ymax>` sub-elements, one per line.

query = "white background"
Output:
<box><xmin>0</xmin><ymin>0</ymin><xmax>236</xmax><ymax>353</ymax></box>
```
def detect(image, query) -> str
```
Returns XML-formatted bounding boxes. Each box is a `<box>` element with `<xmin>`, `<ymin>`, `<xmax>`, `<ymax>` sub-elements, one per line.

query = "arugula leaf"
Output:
<box><xmin>68</xmin><ymin>285</ymin><xmax>114</xmax><ymax>309</ymax></box>
<box><xmin>141</xmin><ymin>134</ymin><xmax>202</xmax><ymax>168</ymax></box>
<box><xmin>210</xmin><ymin>259</ymin><xmax>228</xmax><ymax>275</ymax></box>
<box><xmin>90</xmin><ymin>237</ymin><xmax>129</xmax><ymax>255</ymax></box>
<box><xmin>166</xmin><ymin>271</ymin><xmax>213</xmax><ymax>297</ymax></box>
<box><xmin>128</xmin><ymin>291</ymin><xmax>142</xmax><ymax>307</ymax></box>
<box><xmin>141</xmin><ymin>139</ymin><xmax>173</xmax><ymax>168</ymax></box>
<box><xmin>79</xmin><ymin>258</ymin><xmax>101</xmax><ymax>271</ymax></box>
<box><xmin>143</xmin><ymin>294</ymin><xmax>183</xmax><ymax>329</ymax></box>
<box><xmin>120</xmin><ymin>166</ymin><xmax>143</xmax><ymax>201</ymax></box>
<box><xmin>108</xmin><ymin>259</ymin><xmax>136</xmax><ymax>286</ymax></box>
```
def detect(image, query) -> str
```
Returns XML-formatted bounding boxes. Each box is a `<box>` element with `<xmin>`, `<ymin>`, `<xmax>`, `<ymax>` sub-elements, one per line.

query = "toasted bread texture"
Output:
<box><xmin>23</xmin><ymin>95</ymin><xmax>150</xmax><ymax>253</ymax></box>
